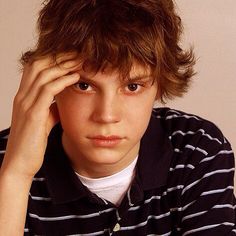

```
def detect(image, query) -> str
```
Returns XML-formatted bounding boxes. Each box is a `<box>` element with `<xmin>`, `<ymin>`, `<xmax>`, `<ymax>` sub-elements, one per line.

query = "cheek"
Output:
<box><xmin>55</xmin><ymin>93</ymin><xmax>87</xmax><ymax>124</ymax></box>
<box><xmin>56</xmin><ymin>100</ymin><xmax>87</xmax><ymax>140</ymax></box>
<box><xmin>124</xmin><ymin>98</ymin><xmax>154</xmax><ymax>135</ymax></box>
<box><xmin>125</xmin><ymin>92</ymin><xmax>156</xmax><ymax>116</ymax></box>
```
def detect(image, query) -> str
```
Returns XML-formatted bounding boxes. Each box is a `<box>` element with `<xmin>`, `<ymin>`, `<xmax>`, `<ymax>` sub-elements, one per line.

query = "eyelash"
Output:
<box><xmin>73</xmin><ymin>81</ymin><xmax>146</xmax><ymax>94</ymax></box>
<box><xmin>74</xmin><ymin>82</ymin><xmax>93</xmax><ymax>91</ymax></box>
<box><xmin>124</xmin><ymin>83</ymin><xmax>145</xmax><ymax>94</ymax></box>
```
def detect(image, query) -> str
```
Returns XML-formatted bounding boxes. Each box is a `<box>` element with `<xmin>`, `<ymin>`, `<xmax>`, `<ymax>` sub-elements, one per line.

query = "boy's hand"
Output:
<box><xmin>1</xmin><ymin>53</ymin><xmax>81</xmax><ymax>179</ymax></box>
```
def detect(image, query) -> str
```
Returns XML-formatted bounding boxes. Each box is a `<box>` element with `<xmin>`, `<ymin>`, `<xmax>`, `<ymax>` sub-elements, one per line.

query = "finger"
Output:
<box><xmin>18</xmin><ymin>52</ymin><xmax>80</xmax><ymax>95</ymax></box>
<box><xmin>55</xmin><ymin>51</ymin><xmax>79</xmax><ymax>64</ymax></box>
<box><xmin>29</xmin><ymin>73</ymin><xmax>80</xmax><ymax>121</ymax></box>
<box><xmin>18</xmin><ymin>59</ymin><xmax>82</xmax><ymax>111</ymax></box>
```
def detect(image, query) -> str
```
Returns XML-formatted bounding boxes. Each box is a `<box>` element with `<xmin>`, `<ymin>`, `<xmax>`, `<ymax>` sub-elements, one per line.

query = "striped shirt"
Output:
<box><xmin>0</xmin><ymin>107</ymin><xmax>235</xmax><ymax>235</ymax></box>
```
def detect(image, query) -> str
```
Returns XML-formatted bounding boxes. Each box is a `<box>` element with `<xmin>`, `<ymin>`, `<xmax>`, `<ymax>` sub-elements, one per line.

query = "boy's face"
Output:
<box><xmin>55</xmin><ymin>63</ymin><xmax>158</xmax><ymax>177</ymax></box>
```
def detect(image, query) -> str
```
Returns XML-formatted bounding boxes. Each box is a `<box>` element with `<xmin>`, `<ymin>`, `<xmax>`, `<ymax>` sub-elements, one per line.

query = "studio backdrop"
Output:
<box><xmin>0</xmin><ymin>1</ymin><xmax>235</xmax><ymax>166</ymax></box>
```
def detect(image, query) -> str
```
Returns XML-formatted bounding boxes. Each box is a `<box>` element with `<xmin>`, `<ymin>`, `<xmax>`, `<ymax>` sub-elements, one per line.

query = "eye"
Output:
<box><xmin>127</xmin><ymin>83</ymin><xmax>139</xmax><ymax>91</ymax></box>
<box><xmin>74</xmin><ymin>82</ymin><xmax>91</xmax><ymax>91</ymax></box>
<box><xmin>123</xmin><ymin>82</ymin><xmax>146</xmax><ymax>95</ymax></box>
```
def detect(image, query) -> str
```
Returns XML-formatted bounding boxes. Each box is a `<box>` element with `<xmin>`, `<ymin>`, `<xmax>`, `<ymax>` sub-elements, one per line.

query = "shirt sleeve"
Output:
<box><xmin>179</xmin><ymin>129</ymin><xmax>236</xmax><ymax>235</ymax></box>
<box><xmin>0</xmin><ymin>128</ymin><xmax>31</xmax><ymax>235</ymax></box>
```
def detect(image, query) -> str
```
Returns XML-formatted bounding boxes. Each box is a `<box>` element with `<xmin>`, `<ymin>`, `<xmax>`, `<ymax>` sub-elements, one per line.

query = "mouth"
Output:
<box><xmin>87</xmin><ymin>135</ymin><xmax>124</xmax><ymax>147</ymax></box>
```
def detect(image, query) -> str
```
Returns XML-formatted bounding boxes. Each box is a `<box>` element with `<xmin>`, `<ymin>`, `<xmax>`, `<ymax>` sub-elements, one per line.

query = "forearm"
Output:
<box><xmin>0</xmin><ymin>53</ymin><xmax>80</xmax><ymax>235</ymax></box>
<box><xmin>0</xmin><ymin>167</ymin><xmax>33</xmax><ymax>235</ymax></box>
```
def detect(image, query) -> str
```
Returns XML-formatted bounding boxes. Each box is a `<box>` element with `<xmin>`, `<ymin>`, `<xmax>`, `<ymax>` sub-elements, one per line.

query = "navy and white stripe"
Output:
<box><xmin>0</xmin><ymin>108</ymin><xmax>235</xmax><ymax>235</ymax></box>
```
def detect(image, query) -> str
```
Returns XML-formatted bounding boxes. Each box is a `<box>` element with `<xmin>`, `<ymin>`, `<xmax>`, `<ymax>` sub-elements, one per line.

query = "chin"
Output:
<box><xmin>89</xmin><ymin>150</ymin><xmax>124</xmax><ymax>164</ymax></box>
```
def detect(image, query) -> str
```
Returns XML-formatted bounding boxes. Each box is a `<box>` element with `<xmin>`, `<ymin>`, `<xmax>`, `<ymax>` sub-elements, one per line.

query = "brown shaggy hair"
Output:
<box><xmin>21</xmin><ymin>0</ymin><xmax>195</xmax><ymax>103</ymax></box>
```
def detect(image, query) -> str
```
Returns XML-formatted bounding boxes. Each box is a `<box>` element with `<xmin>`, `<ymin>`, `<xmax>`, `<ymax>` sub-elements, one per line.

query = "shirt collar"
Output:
<box><xmin>42</xmin><ymin>109</ymin><xmax>173</xmax><ymax>204</ymax></box>
<box><xmin>42</xmin><ymin>124</ymin><xmax>89</xmax><ymax>204</ymax></box>
<box><xmin>137</xmin><ymin>112</ymin><xmax>173</xmax><ymax>191</ymax></box>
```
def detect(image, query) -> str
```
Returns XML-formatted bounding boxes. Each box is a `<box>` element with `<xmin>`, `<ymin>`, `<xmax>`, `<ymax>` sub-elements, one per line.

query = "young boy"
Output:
<box><xmin>0</xmin><ymin>0</ymin><xmax>235</xmax><ymax>235</ymax></box>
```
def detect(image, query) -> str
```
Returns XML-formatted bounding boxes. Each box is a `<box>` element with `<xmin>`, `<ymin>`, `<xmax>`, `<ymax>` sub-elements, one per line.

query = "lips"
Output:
<box><xmin>87</xmin><ymin>135</ymin><xmax>123</xmax><ymax>147</ymax></box>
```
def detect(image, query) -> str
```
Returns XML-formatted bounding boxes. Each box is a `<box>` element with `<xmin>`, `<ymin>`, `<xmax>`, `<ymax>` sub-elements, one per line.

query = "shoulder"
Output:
<box><xmin>152</xmin><ymin>107</ymin><xmax>228</xmax><ymax>154</ymax></box>
<box><xmin>0</xmin><ymin>128</ymin><xmax>10</xmax><ymax>167</ymax></box>
<box><xmin>152</xmin><ymin>107</ymin><xmax>234</xmax><ymax>176</ymax></box>
<box><xmin>153</xmin><ymin>107</ymin><xmax>235</xmax><ymax>196</ymax></box>
<box><xmin>152</xmin><ymin>107</ymin><xmax>225</xmax><ymax>137</ymax></box>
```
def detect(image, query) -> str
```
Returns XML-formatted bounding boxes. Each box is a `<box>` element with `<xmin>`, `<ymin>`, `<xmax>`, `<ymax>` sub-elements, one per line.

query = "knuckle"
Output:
<box><xmin>29</xmin><ymin>59</ymin><xmax>46</xmax><ymax>76</ymax></box>
<box><xmin>18</xmin><ymin>100</ymin><xmax>29</xmax><ymax>113</ymax></box>
<box><xmin>31</xmin><ymin>60</ymin><xmax>41</xmax><ymax>70</ymax></box>
<box><xmin>42</xmin><ymin>84</ymin><xmax>53</xmax><ymax>94</ymax></box>
<box><xmin>28</xmin><ymin>62</ymin><xmax>38</xmax><ymax>75</ymax></box>
<box><xmin>38</xmin><ymin>67</ymin><xmax>55</xmax><ymax>81</ymax></box>
<box><xmin>60</xmin><ymin>60</ymin><xmax>74</xmax><ymax>69</ymax></box>
<box><xmin>25</xmin><ymin>109</ymin><xmax>37</xmax><ymax>121</ymax></box>
<box><xmin>22</xmin><ymin>61</ymin><xmax>39</xmax><ymax>78</ymax></box>
<box><xmin>38</xmin><ymin>69</ymin><xmax>48</xmax><ymax>79</ymax></box>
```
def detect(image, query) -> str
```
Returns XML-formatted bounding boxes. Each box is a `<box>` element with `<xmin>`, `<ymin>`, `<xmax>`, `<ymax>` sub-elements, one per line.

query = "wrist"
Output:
<box><xmin>0</xmin><ymin>154</ymin><xmax>37</xmax><ymax>181</ymax></box>
<box><xmin>0</xmin><ymin>165</ymin><xmax>35</xmax><ymax>184</ymax></box>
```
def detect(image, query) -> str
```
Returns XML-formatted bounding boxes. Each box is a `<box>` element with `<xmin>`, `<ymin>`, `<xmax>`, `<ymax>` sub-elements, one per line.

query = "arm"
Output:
<box><xmin>0</xmin><ymin>169</ymin><xmax>33</xmax><ymax>234</ymax></box>
<box><xmin>0</xmin><ymin>53</ymin><xmax>81</xmax><ymax>235</ymax></box>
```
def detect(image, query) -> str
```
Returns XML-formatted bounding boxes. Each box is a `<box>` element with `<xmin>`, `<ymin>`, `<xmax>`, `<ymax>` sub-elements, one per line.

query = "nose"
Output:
<box><xmin>91</xmin><ymin>93</ymin><xmax>121</xmax><ymax>124</ymax></box>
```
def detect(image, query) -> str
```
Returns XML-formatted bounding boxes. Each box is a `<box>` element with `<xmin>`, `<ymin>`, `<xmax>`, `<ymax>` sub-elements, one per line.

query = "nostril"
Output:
<box><xmin>91</xmin><ymin>105</ymin><xmax>121</xmax><ymax>124</ymax></box>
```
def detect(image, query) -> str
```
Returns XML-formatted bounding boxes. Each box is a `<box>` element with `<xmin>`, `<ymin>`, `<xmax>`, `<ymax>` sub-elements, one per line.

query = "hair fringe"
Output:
<box><xmin>20</xmin><ymin>0</ymin><xmax>196</xmax><ymax>103</ymax></box>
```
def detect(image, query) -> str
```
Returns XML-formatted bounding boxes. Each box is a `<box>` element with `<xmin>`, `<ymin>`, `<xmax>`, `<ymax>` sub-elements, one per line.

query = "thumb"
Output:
<box><xmin>47</xmin><ymin>102</ymin><xmax>60</xmax><ymax>134</ymax></box>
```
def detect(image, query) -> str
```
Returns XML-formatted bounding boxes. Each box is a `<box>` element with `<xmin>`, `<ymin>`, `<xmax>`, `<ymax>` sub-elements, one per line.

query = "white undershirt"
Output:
<box><xmin>75</xmin><ymin>156</ymin><xmax>138</xmax><ymax>206</ymax></box>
